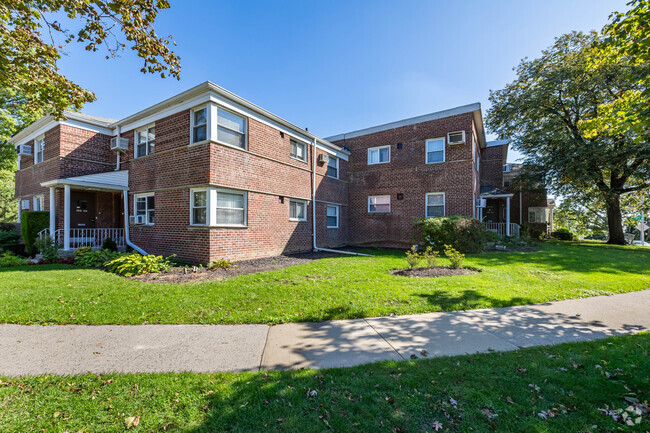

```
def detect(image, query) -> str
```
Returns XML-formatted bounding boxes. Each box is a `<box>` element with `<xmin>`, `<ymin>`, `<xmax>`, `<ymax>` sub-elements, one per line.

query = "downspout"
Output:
<box><xmin>311</xmin><ymin>138</ymin><xmax>372</xmax><ymax>257</ymax></box>
<box><xmin>122</xmin><ymin>190</ymin><xmax>147</xmax><ymax>255</ymax></box>
<box><xmin>115</xmin><ymin>125</ymin><xmax>121</xmax><ymax>171</ymax></box>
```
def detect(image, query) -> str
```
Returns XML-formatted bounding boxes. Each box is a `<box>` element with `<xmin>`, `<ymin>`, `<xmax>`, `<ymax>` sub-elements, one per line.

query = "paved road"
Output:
<box><xmin>1</xmin><ymin>290</ymin><xmax>649</xmax><ymax>376</ymax></box>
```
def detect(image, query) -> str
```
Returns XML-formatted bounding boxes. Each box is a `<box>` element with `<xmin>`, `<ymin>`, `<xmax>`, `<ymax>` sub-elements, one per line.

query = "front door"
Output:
<box><xmin>71</xmin><ymin>191</ymin><xmax>97</xmax><ymax>228</ymax></box>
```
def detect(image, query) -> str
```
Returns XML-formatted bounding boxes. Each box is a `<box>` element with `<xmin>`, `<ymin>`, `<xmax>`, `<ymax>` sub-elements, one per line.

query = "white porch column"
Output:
<box><xmin>49</xmin><ymin>187</ymin><xmax>56</xmax><ymax>240</ymax></box>
<box><xmin>63</xmin><ymin>185</ymin><xmax>71</xmax><ymax>250</ymax></box>
<box><xmin>506</xmin><ymin>197</ymin><xmax>511</xmax><ymax>236</ymax></box>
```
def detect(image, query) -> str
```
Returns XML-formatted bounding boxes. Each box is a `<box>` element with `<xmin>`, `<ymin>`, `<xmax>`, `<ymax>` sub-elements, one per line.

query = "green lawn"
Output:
<box><xmin>1</xmin><ymin>333</ymin><xmax>648</xmax><ymax>432</ymax></box>
<box><xmin>0</xmin><ymin>241</ymin><xmax>648</xmax><ymax>325</ymax></box>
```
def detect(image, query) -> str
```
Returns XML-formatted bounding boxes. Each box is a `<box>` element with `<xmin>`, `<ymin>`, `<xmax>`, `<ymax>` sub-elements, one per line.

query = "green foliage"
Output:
<box><xmin>552</xmin><ymin>228</ymin><xmax>574</xmax><ymax>241</ymax></box>
<box><xmin>404</xmin><ymin>246</ymin><xmax>420</xmax><ymax>269</ymax></box>
<box><xmin>105</xmin><ymin>253</ymin><xmax>174</xmax><ymax>277</ymax></box>
<box><xmin>444</xmin><ymin>245</ymin><xmax>465</xmax><ymax>269</ymax></box>
<box><xmin>0</xmin><ymin>169</ymin><xmax>18</xmax><ymax>222</ymax></box>
<box><xmin>423</xmin><ymin>246</ymin><xmax>439</xmax><ymax>267</ymax></box>
<box><xmin>486</xmin><ymin>31</ymin><xmax>649</xmax><ymax>244</ymax></box>
<box><xmin>20</xmin><ymin>211</ymin><xmax>49</xmax><ymax>256</ymax></box>
<box><xmin>0</xmin><ymin>1</ymin><xmax>180</xmax><ymax>123</ymax></box>
<box><xmin>33</xmin><ymin>235</ymin><xmax>60</xmax><ymax>262</ymax></box>
<box><xmin>484</xmin><ymin>230</ymin><xmax>501</xmax><ymax>243</ymax></box>
<box><xmin>415</xmin><ymin>216</ymin><xmax>488</xmax><ymax>254</ymax></box>
<box><xmin>75</xmin><ymin>249</ymin><xmax>122</xmax><ymax>269</ymax></box>
<box><xmin>101</xmin><ymin>237</ymin><xmax>118</xmax><ymax>252</ymax></box>
<box><xmin>209</xmin><ymin>258</ymin><xmax>235</xmax><ymax>270</ymax></box>
<box><xmin>0</xmin><ymin>251</ymin><xmax>28</xmax><ymax>267</ymax></box>
<box><xmin>0</xmin><ymin>228</ymin><xmax>21</xmax><ymax>254</ymax></box>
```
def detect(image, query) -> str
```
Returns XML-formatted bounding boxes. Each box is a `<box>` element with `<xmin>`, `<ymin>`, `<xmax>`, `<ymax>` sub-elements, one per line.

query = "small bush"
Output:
<box><xmin>484</xmin><ymin>230</ymin><xmax>501</xmax><ymax>243</ymax></box>
<box><xmin>0</xmin><ymin>229</ymin><xmax>22</xmax><ymax>255</ymax></box>
<box><xmin>0</xmin><ymin>251</ymin><xmax>28</xmax><ymax>267</ymax></box>
<box><xmin>405</xmin><ymin>246</ymin><xmax>420</xmax><ymax>269</ymax></box>
<box><xmin>75</xmin><ymin>249</ymin><xmax>122</xmax><ymax>268</ymax></box>
<box><xmin>423</xmin><ymin>246</ymin><xmax>439</xmax><ymax>267</ymax></box>
<box><xmin>444</xmin><ymin>245</ymin><xmax>465</xmax><ymax>269</ymax></box>
<box><xmin>34</xmin><ymin>235</ymin><xmax>60</xmax><ymax>262</ymax></box>
<box><xmin>209</xmin><ymin>258</ymin><xmax>236</xmax><ymax>270</ymax></box>
<box><xmin>102</xmin><ymin>237</ymin><xmax>118</xmax><ymax>252</ymax></box>
<box><xmin>105</xmin><ymin>253</ymin><xmax>174</xmax><ymax>277</ymax></box>
<box><xmin>552</xmin><ymin>227</ymin><xmax>574</xmax><ymax>241</ymax></box>
<box><xmin>415</xmin><ymin>216</ymin><xmax>488</xmax><ymax>254</ymax></box>
<box><xmin>20</xmin><ymin>211</ymin><xmax>49</xmax><ymax>256</ymax></box>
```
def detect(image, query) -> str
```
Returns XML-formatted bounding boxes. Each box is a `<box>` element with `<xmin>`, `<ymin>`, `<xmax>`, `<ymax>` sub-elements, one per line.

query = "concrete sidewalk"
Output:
<box><xmin>1</xmin><ymin>290</ymin><xmax>649</xmax><ymax>376</ymax></box>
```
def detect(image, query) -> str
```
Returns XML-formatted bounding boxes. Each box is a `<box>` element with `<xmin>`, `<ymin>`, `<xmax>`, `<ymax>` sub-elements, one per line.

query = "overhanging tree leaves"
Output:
<box><xmin>487</xmin><ymin>31</ymin><xmax>650</xmax><ymax>244</ymax></box>
<box><xmin>0</xmin><ymin>0</ymin><xmax>181</xmax><ymax>120</ymax></box>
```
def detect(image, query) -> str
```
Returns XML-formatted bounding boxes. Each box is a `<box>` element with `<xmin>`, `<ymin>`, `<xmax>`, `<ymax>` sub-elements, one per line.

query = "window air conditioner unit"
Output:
<box><xmin>16</xmin><ymin>144</ymin><xmax>32</xmax><ymax>156</ymax></box>
<box><xmin>110</xmin><ymin>137</ymin><xmax>129</xmax><ymax>152</ymax></box>
<box><xmin>503</xmin><ymin>164</ymin><xmax>512</xmax><ymax>172</ymax></box>
<box><xmin>317</xmin><ymin>153</ymin><xmax>329</xmax><ymax>164</ymax></box>
<box><xmin>129</xmin><ymin>215</ymin><xmax>145</xmax><ymax>225</ymax></box>
<box><xmin>447</xmin><ymin>131</ymin><xmax>466</xmax><ymax>145</ymax></box>
<box><xmin>476</xmin><ymin>198</ymin><xmax>486</xmax><ymax>208</ymax></box>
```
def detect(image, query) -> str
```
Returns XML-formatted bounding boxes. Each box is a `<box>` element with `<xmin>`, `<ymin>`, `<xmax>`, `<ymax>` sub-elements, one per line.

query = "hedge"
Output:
<box><xmin>21</xmin><ymin>211</ymin><xmax>49</xmax><ymax>256</ymax></box>
<box><xmin>414</xmin><ymin>215</ymin><xmax>488</xmax><ymax>254</ymax></box>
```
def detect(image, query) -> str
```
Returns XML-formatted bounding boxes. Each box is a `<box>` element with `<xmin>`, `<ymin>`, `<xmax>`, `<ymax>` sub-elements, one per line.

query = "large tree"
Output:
<box><xmin>487</xmin><ymin>31</ymin><xmax>649</xmax><ymax>244</ymax></box>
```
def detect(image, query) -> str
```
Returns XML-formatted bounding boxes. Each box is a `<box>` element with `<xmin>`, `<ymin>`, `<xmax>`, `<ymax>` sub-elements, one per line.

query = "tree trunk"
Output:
<box><xmin>605</xmin><ymin>194</ymin><xmax>626</xmax><ymax>244</ymax></box>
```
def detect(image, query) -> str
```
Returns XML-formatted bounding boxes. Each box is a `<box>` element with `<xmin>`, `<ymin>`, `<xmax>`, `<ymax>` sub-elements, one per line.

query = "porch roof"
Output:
<box><xmin>41</xmin><ymin>170</ymin><xmax>128</xmax><ymax>191</ymax></box>
<box><xmin>480</xmin><ymin>185</ymin><xmax>514</xmax><ymax>198</ymax></box>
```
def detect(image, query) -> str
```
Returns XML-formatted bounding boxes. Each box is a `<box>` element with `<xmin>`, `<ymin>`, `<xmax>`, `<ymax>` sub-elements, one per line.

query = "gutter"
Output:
<box><xmin>311</xmin><ymin>139</ymin><xmax>372</xmax><ymax>257</ymax></box>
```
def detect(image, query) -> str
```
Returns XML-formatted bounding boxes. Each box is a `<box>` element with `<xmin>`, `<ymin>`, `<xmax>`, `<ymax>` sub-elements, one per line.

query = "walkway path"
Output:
<box><xmin>1</xmin><ymin>290</ymin><xmax>649</xmax><ymax>376</ymax></box>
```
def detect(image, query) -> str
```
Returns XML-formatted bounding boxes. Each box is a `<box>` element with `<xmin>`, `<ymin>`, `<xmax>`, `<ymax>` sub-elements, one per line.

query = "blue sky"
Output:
<box><xmin>55</xmin><ymin>0</ymin><xmax>628</xmax><ymax>162</ymax></box>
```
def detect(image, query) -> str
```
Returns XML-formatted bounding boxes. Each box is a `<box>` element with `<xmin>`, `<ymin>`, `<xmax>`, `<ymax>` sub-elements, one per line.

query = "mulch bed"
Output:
<box><xmin>131</xmin><ymin>251</ymin><xmax>340</xmax><ymax>283</ymax></box>
<box><xmin>390</xmin><ymin>266</ymin><xmax>480</xmax><ymax>278</ymax></box>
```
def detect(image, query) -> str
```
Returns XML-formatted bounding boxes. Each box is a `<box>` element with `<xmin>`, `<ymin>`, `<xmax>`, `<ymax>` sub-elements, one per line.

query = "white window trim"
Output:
<box><xmin>425</xmin><ymin>192</ymin><xmax>446</xmax><ymax>218</ymax></box>
<box><xmin>190</xmin><ymin>187</ymin><xmax>248</xmax><ymax>227</ymax></box>
<box><xmin>215</xmin><ymin>106</ymin><xmax>248</xmax><ymax>151</ymax></box>
<box><xmin>326</xmin><ymin>204</ymin><xmax>339</xmax><ymax>228</ymax></box>
<box><xmin>289</xmin><ymin>199</ymin><xmax>307</xmax><ymax>221</ymax></box>
<box><xmin>190</xmin><ymin>105</ymin><xmax>209</xmax><ymax>145</ymax></box>
<box><xmin>33</xmin><ymin>195</ymin><xmax>44</xmax><ymax>211</ymax></box>
<box><xmin>528</xmin><ymin>207</ymin><xmax>547</xmax><ymax>224</ymax></box>
<box><xmin>190</xmin><ymin>188</ymin><xmax>209</xmax><ymax>226</ymax></box>
<box><xmin>368</xmin><ymin>195</ymin><xmax>391</xmax><ymax>213</ymax></box>
<box><xmin>135</xmin><ymin>124</ymin><xmax>155</xmax><ymax>158</ymax></box>
<box><xmin>34</xmin><ymin>136</ymin><xmax>45</xmax><ymax>164</ymax></box>
<box><xmin>290</xmin><ymin>139</ymin><xmax>307</xmax><ymax>162</ymax></box>
<box><xmin>134</xmin><ymin>193</ymin><xmax>155</xmax><ymax>225</ymax></box>
<box><xmin>425</xmin><ymin>137</ymin><xmax>446</xmax><ymax>164</ymax></box>
<box><xmin>215</xmin><ymin>188</ymin><xmax>248</xmax><ymax>227</ymax></box>
<box><xmin>326</xmin><ymin>156</ymin><xmax>339</xmax><ymax>179</ymax></box>
<box><xmin>367</xmin><ymin>145</ymin><xmax>390</xmax><ymax>165</ymax></box>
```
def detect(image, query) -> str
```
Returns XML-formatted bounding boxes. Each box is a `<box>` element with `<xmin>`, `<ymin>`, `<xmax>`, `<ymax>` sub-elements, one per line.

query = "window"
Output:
<box><xmin>136</xmin><ymin>125</ymin><xmax>155</xmax><ymax>157</ymax></box>
<box><xmin>217</xmin><ymin>107</ymin><xmax>246</xmax><ymax>149</ymax></box>
<box><xmin>135</xmin><ymin>193</ymin><xmax>155</xmax><ymax>225</ymax></box>
<box><xmin>426</xmin><ymin>138</ymin><xmax>445</xmax><ymax>164</ymax></box>
<box><xmin>216</xmin><ymin>190</ymin><xmax>246</xmax><ymax>226</ymax></box>
<box><xmin>33</xmin><ymin>195</ymin><xmax>44</xmax><ymax>211</ymax></box>
<box><xmin>326</xmin><ymin>156</ymin><xmax>338</xmax><ymax>178</ymax></box>
<box><xmin>368</xmin><ymin>195</ymin><xmax>390</xmax><ymax>213</ymax></box>
<box><xmin>290</xmin><ymin>139</ymin><xmax>307</xmax><ymax>161</ymax></box>
<box><xmin>326</xmin><ymin>205</ymin><xmax>339</xmax><ymax>228</ymax></box>
<box><xmin>289</xmin><ymin>199</ymin><xmax>307</xmax><ymax>221</ymax></box>
<box><xmin>528</xmin><ymin>207</ymin><xmax>546</xmax><ymax>223</ymax></box>
<box><xmin>425</xmin><ymin>193</ymin><xmax>445</xmax><ymax>217</ymax></box>
<box><xmin>192</xmin><ymin>107</ymin><xmax>207</xmax><ymax>144</ymax></box>
<box><xmin>191</xmin><ymin>189</ymin><xmax>207</xmax><ymax>225</ymax></box>
<box><xmin>368</xmin><ymin>145</ymin><xmax>390</xmax><ymax>165</ymax></box>
<box><xmin>34</xmin><ymin>137</ymin><xmax>45</xmax><ymax>164</ymax></box>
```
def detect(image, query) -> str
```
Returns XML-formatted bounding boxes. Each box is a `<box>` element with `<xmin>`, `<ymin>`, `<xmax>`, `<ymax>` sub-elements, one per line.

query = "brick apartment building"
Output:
<box><xmin>12</xmin><ymin>81</ymin><xmax>552</xmax><ymax>263</ymax></box>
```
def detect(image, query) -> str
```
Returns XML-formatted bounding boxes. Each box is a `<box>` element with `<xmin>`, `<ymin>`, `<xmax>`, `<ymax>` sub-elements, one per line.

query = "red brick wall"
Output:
<box><xmin>479</xmin><ymin>145</ymin><xmax>504</xmax><ymax>188</ymax></box>
<box><xmin>331</xmin><ymin>112</ymin><xmax>476</xmax><ymax>247</ymax></box>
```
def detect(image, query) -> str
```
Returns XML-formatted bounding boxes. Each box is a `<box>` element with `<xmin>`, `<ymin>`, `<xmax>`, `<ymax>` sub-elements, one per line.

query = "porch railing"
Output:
<box><xmin>38</xmin><ymin>228</ymin><xmax>125</xmax><ymax>249</ymax></box>
<box><xmin>483</xmin><ymin>222</ymin><xmax>520</xmax><ymax>238</ymax></box>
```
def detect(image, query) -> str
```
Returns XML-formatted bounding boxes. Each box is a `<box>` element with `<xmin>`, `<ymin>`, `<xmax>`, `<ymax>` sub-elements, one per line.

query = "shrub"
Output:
<box><xmin>75</xmin><ymin>249</ymin><xmax>122</xmax><ymax>268</ymax></box>
<box><xmin>552</xmin><ymin>227</ymin><xmax>574</xmax><ymax>241</ymax></box>
<box><xmin>33</xmin><ymin>235</ymin><xmax>60</xmax><ymax>262</ymax></box>
<box><xmin>209</xmin><ymin>258</ymin><xmax>235</xmax><ymax>270</ymax></box>
<box><xmin>405</xmin><ymin>246</ymin><xmax>420</xmax><ymax>269</ymax></box>
<box><xmin>102</xmin><ymin>237</ymin><xmax>118</xmax><ymax>252</ymax></box>
<box><xmin>423</xmin><ymin>246</ymin><xmax>439</xmax><ymax>267</ymax></box>
<box><xmin>414</xmin><ymin>216</ymin><xmax>488</xmax><ymax>254</ymax></box>
<box><xmin>0</xmin><ymin>251</ymin><xmax>28</xmax><ymax>267</ymax></box>
<box><xmin>20</xmin><ymin>211</ymin><xmax>49</xmax><ymax>256</ymax></box>
<box><xmin>0</xmin><ymin>229</ymin><xmax>23</xmax><ymax>255</ymax></box>
<box><xmin>105</xmin><ymin>253</ymin><xmax>174</xmax><ymax>277</ymax></box>
<box><xmin>444</xmin><ymin>245</ymin><xmax>465</xmax><ymax>269</ymax></box>
<box><xmin>484</xmin><ymin>230</ymin><xmax>501</xmax><ymax>243</ymax></box>
<box><xmin>522</xmin><ymin>224</ymin><xmax>546</xmax><ymax>240</ymax></box>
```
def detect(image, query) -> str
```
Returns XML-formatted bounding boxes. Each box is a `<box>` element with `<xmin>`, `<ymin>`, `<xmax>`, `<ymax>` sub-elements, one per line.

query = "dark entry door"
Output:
<box><xmin>71</xmin><ymin>191</ymin><xmax>97</xmax><ymax>228</ymax></box>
